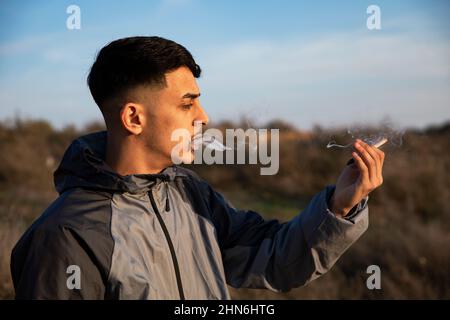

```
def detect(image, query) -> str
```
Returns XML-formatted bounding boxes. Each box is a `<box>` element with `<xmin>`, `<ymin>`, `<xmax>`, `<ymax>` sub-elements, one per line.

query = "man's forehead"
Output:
<box><xmin>165</xmin><ymin>66</ymin><xmax>200</xmax><ymax>97</ymax></box>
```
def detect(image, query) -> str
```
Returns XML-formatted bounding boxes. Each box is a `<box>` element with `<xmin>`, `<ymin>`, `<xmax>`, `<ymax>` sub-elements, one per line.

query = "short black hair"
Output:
<box><xmin>87</xmin><ymin>36</ymin><xmax>201</xmax><ymax>110</ymax></box>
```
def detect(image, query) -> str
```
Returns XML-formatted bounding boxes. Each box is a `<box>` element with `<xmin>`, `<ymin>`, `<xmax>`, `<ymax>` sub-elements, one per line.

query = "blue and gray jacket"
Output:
<box><xmin>11</xmin><ymin>131</ymin><xmax>369</xmax><ymax>299</ymax></box>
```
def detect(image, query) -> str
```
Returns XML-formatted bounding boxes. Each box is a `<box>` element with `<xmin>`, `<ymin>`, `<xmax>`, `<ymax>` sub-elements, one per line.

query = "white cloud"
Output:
<box><xmin>198</xmin><ymin>29</ymin><xmax>450</xmax><ymax>129</ymax></box>
<box><xmin>0</xmin><ymin>24</ymin><xmax>449</xmax><ymax>130</ymax></box>
<box><xmin>0</xmin><ymin>34</ymin><xmax>56</xmax><ymax>56</ymax></box>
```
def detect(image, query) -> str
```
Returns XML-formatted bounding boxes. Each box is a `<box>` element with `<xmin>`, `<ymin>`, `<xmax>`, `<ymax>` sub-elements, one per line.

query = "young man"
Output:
<box><xmin>11</xmin><ymin>36</ymin><xmax>384</xmax><ymax>299</ymax></box>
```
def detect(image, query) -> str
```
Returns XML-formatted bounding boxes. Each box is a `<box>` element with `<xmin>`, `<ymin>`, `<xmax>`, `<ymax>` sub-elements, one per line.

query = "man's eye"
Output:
<box><xmin>182</xmin><ymin>104</ymin><xmax>193</xmax><ymax>110</ymax></box>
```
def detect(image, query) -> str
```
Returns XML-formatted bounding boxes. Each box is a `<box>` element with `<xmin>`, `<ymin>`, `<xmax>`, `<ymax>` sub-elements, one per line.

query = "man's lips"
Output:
<box><xmin>190</xmin><ymin>134</ymin><xmax>203</xmax><ymax>151</ymax></box>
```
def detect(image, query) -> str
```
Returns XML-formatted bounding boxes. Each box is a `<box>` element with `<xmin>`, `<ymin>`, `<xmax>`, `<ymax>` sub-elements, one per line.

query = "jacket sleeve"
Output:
<box><xmin>11</xmin><ymin>224</ymin><xmax>106</xmax><ymax>300</ymax></box>
<box><xmin>208</xmin><ymin>184</ymin><xmax>369</xmax><ymax>292</ymax></box>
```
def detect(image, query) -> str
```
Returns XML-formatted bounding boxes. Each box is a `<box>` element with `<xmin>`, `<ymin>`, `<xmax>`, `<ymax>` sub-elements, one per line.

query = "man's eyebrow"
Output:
<box><xmin>181</xmin><ymin>92</ymin><xmax>201</xmax><ymax>99</ymax></box>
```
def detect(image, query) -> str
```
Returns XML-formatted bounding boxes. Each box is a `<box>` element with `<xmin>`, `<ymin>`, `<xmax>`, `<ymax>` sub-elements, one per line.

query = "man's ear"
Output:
<box><xmin>120</xmin><ymin>103</ymin><xmax>146</xmax><ymax>135</ymax></box>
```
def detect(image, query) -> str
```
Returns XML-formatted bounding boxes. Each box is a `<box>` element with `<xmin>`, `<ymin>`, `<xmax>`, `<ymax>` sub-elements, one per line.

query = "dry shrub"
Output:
<box><xmin>0</xmin><ymin>118</ymin><xmax>448</xmax><ymax>299</ymax></box>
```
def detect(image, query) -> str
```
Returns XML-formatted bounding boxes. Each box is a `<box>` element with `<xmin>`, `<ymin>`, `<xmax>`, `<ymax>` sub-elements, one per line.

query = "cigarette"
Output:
<box><xmin>371</xmin><ymin>137</ymin><xmax>388</xmax><ymax>148</ymax></box>
<box><xmin>346</xmin><ymin>137</ymin><xmax>388</xmax><ymax>165</ymax></box>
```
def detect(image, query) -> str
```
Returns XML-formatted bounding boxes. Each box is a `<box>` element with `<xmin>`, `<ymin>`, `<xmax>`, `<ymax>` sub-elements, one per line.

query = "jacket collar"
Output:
<box><xmin>54</xmin><ymin>131</ymin><xmax>186</xmax><ymax>195</ymax></box>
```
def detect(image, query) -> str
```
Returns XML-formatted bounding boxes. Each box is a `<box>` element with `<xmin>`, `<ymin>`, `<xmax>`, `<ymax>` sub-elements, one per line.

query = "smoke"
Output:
<box><xmin>326</xmin><ymin>121</ymin><xmax>405</xmax><ymax>149</ymax></box>
<box><xmin>192</xmin><ymin>132</ymin><xmax>261</xmax><ymax>152</ymax></box>
<box><xmin>193</xmin><ymin>134</ymin><xmax>232</xmax><ymax>151</ymax></box>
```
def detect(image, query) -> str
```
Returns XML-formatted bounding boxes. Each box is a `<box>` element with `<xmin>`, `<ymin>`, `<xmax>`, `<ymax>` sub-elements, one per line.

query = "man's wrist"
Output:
<box><xmin>329</xmin><ymin>194</ymin><xmax>350</xmax><ymax>218</ymax></box>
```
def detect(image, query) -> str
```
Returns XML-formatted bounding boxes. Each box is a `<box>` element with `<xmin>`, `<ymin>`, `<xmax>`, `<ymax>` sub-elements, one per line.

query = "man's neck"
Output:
<box><xmin>105</xmin><ymin>133</ymin><xmax>169</xmax><ymax>176</ymax></box>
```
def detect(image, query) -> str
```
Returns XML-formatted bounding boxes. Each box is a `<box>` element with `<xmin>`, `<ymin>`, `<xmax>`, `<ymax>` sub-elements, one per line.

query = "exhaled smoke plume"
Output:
<box><xmin>192</xmin><ymin>134</ymin><xmax>232</xmax><ymax>151</ymax></box>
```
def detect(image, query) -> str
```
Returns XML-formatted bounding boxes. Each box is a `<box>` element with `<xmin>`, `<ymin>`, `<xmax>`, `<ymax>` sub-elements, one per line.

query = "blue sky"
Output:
<box><xmin>0</xmin><ymin>0</ymin><xmax>449</xmax><ymax>129</ymax></box>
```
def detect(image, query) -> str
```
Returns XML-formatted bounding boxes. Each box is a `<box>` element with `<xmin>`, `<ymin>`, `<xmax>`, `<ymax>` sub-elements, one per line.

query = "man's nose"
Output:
<box><xmin>195</xmin><ymin>104</ymin><xmax>209</xmax><ymax>126</ymax></box>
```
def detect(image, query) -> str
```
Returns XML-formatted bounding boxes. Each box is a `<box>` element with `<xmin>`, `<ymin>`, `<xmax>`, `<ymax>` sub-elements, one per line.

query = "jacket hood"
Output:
<box><xmin>53</xmin><ymin>131</ymin><xmax>183</xmax><ymax>195</ymax></box>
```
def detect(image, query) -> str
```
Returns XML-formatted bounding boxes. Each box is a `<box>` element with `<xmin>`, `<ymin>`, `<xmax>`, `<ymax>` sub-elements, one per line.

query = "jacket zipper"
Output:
<box><xmin>148</xmin><ymin>190</ymin><xmax>185</xmax><ymax>300</ymax></box>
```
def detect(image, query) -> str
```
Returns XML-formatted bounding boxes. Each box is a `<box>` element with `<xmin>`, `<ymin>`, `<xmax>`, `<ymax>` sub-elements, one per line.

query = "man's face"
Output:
<box><xmin>139</xmin><ymin>66</ymin><xmax>209</xmax><ymax>165</ymax></box>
